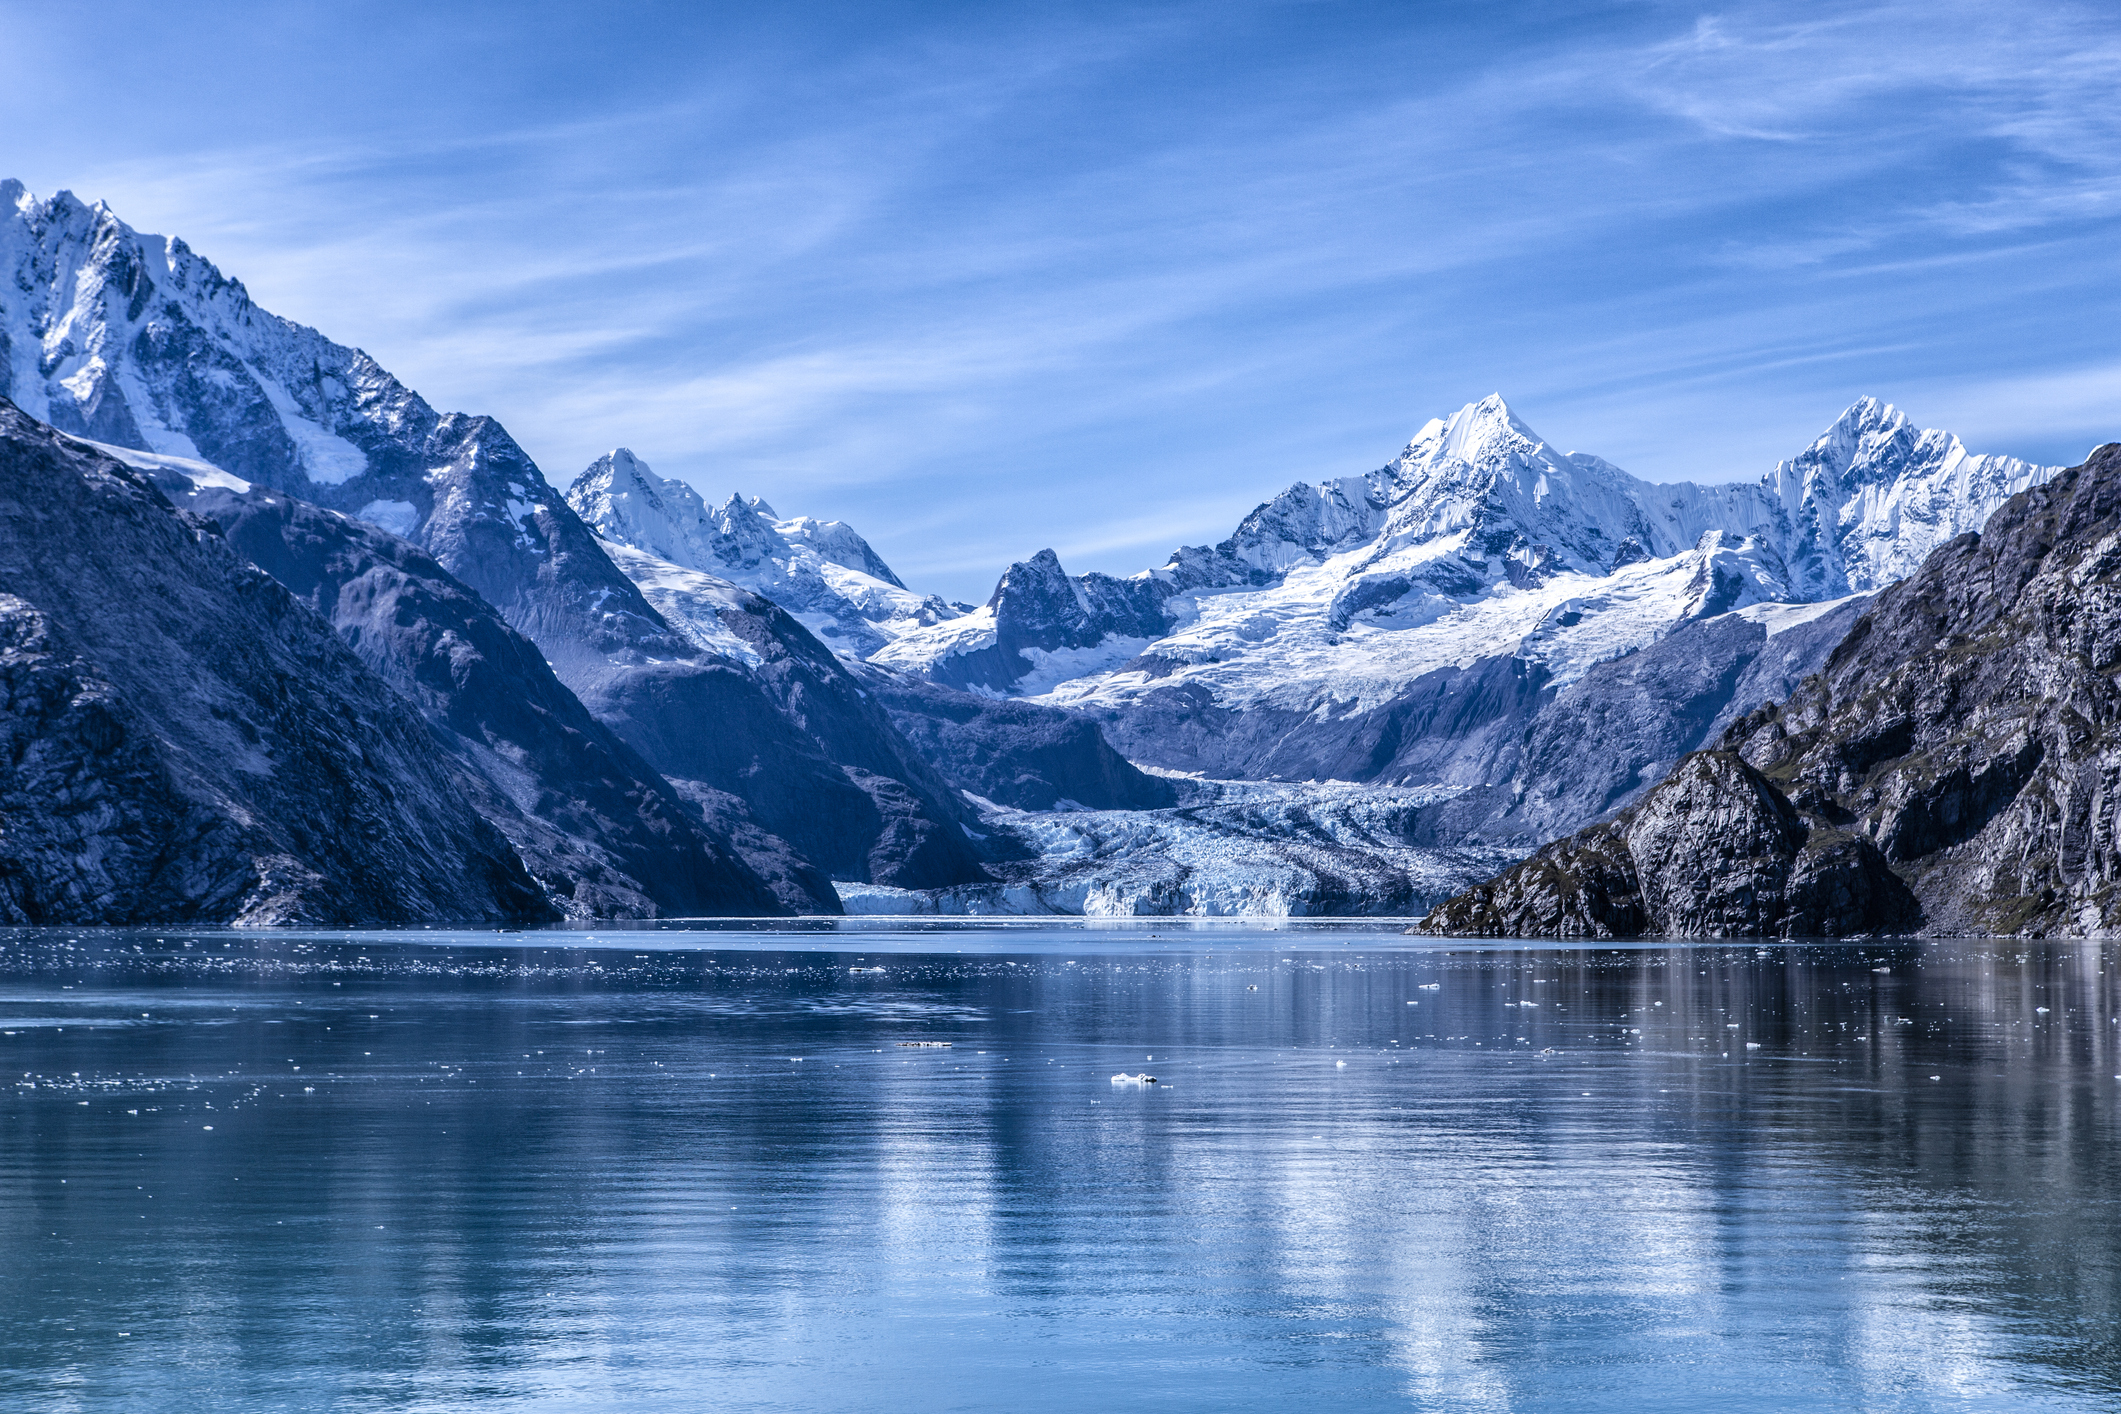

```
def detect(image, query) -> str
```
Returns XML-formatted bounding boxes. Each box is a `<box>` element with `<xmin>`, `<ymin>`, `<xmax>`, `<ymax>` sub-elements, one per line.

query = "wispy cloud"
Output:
<box><xmin>4</xmin><ymin>0</ymin><xmax>2113</xmax><ymax>597</ymax></box>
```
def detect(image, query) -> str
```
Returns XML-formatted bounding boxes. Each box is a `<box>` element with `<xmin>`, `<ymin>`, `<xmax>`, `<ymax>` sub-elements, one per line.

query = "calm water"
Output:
<box><xmin>1</xmin><ymin>922</ymin><xmax>2118</xmax><ymax>1413</ymax></box>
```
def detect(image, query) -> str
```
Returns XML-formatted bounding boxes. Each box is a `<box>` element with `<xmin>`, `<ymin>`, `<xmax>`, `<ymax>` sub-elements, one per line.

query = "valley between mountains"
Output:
<box><xmin>2</xmin><ymin>181</ymin><xmax>2110</xmax><ymax>933</ymax></box>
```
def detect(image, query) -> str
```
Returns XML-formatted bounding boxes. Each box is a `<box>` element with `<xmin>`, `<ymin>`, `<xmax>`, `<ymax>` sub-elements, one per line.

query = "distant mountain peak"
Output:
<box><xmin>568</xmin><ymin>450</ymin><xmax>952</xmax><ymax>658</ymax></box>
<box><xmin>1398</xmin><ymin>393</ymin><xmax>1543</xmax><ymax>467</ymax></box>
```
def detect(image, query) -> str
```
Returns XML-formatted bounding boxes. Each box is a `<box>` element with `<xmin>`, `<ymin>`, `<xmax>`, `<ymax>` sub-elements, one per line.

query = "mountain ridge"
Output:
<box><xmin>1</xmin><ymin>180</ymin><xmax>1000</xmax><ymax>898</ymax></box>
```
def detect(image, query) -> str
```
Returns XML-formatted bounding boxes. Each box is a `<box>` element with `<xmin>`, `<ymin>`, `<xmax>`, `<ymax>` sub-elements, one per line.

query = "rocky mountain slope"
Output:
<box><xmin>1425</xmin><ymin>440</ymin><xmax>2121</xmax><ymax>938</ymax></box>
<box><xmin>103</xmin><ymin>447</ymin><xmax>815</xmax><ymax>917</ymax></box>
<box><xmin>0</xmin><ymin>401</ymin><xmax>554</xmax><ymax>926</ymax></box>
<box><xmin>857</xmin><ymin>668</ymin><xmax>1179</xmax><ymax>814</ymax></box>
<box><xmin>0</xmin><ymin>182</ymin><xmax>993</xmax><ymax>895</ymax></box>
<box><xmin>593</xmin><ymin>541</ymin><xmax>1003</xmax><ymax>887</ymax></box>
<box><xmin>570</xmin><ymin>448</ymin><xmax>1186</xmax><ymax>818</ymax></box>
<box><xmin>1494</xmin><ymin>596</ymin><xmax>1869</xmax><ymax>841</ymax></box>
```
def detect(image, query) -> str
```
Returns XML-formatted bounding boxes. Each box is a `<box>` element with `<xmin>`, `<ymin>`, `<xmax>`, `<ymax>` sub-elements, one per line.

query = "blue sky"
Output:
<box><xmin>3</xmin><ymin>0</ymin><xmax>2116</xmax><ymax>600</ymax></box>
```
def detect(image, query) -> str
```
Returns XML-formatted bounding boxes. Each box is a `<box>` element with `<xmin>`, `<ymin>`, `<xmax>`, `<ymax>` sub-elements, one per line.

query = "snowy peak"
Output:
<box><xmin>1389</xmin><ymin>393</ymin><xmax>1543</xmax><ymax>482</ymax></box>
<box><xmin>567</xmin><ymin>449</ymin><xmax>960</xmax><ymax>659</ymax></box>
<box><xmin>882</xmin><ymin>392</ymin><xmax>2063</xmax><ymax>704</ymax></box>
<box><xmin>0</xmin><ymin>183</ymin><xmax>438</xmax><ymax>494</ymax></box>
<box><xmin>570</xmin><ymin>447</ymin><xmax>723</xmax><ymax>568</ymax></box>
<box><xmin>777</xmin><ymin>514</ymin><xmax>906</xmax><ymax>588</ymax></box>
<box><xmin>1356</xmin><ymin>392</ymin><xmax>2052</xmax><ymax>598</ymax></box>
<box><xmin>1764</xmin><ymin>396</ymin><xmax>2054</xmax><ymax>596</ymax></box>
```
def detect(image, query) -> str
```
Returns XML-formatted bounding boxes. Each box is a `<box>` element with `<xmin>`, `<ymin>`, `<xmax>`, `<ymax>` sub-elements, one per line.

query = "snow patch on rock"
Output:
<box><xmin>356</xmin><ymin>499</ymin><xmax>420</xmax><ymax>538</ymax></box>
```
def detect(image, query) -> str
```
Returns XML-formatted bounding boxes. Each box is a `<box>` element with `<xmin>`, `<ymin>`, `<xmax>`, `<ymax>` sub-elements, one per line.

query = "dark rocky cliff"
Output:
<box><xmin>1425</xmin><ymin>441</ymin><xmax>2121</xmax><ymax>938</ymax></box>
<box><xmin>1420</xmin><ymin>751</ymin><xmax>1916</xmax><ymax>938</ymax></box>
<box><xmin>0</xmin><ymin>400</ymin><xmax>553</xmax><ymax>926</ymax></box>
<box><xmin>1497</xmin><ymin>600</ymin><xmax>1867</xmax><ymax>840</ymax></box>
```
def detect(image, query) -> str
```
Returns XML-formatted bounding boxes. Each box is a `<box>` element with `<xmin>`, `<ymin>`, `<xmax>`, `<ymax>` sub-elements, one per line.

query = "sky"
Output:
<box><xmin>2</xmin><ymin>0</ymin><xmax>2116</xmax><ymax>601</ymax></box>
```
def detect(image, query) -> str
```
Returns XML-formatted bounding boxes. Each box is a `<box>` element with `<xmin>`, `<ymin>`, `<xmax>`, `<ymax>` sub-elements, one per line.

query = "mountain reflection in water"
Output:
<box><xmin>0</xmin><ymin>924</ymin><xmax>2115</xmax><ymax>1413</ymax></box>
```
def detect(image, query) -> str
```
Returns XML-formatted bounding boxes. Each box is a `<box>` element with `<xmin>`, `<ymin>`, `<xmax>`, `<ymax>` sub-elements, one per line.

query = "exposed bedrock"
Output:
<box><xmin>578</xmin><ymin>564</ymin><xmax>1001</xmax><ymax>890</ymax></box>
<box><xmin>1087</xmin><ymin>654</ymin><xmax>1552</xmax><ymax>793</ymax></box>
<box><xmin>859</xmin><ymin>668</ymin><xmax>1178</xmax><ymax>813</ymax></box>
<box><xmin>1420</xmin><ymin>751</ymin><xmax>1917</xmax><ymax>939</ymax></box>
<box><xmin>1497</xmin><ymin>600</ymin><xmax>1867</xmax><ymax>840</ymax></box>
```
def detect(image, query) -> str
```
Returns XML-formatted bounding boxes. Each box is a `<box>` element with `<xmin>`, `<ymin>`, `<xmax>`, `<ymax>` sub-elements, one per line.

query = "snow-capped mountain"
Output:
<box><xmin>566</xmin><ymin>448</ymin><xmax>962</xmax><ymax>658</ymax></box>
<box><xmin>857</xmin><ymin>396</ymin><xmax>2056</xmax><ymax>795</ymax></box>
<box><xmin>2</xmin><ymin>181</ymin><xmax>432</xmax><ymax>497</ymax></box>
<box><xmin>0</xmin><ymin>182</ymin><xmax>1000</xmax><ymax>898</ymax></box>
<box><xmin>874</xmin><ymin>394</ymin><xmax>2054</xmax><ymax>705</ymax></box>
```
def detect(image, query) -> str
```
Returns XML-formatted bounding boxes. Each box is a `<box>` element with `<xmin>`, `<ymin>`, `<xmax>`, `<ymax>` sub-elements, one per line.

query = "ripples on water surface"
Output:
<box><xmin>1</xmin><ymin>921</ymin><xmax>2117</xmax><ymax>1412</ymax></box>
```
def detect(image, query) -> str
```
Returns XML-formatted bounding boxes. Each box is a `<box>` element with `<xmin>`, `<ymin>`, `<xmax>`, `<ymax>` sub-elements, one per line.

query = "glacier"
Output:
<box><xmin>571</xmin><ymin>394</ymin><xmax>2062</xmax><ymax>916</ymax></box>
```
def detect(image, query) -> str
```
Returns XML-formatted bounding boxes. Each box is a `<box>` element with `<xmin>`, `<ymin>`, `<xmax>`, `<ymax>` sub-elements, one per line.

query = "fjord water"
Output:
<box><xmin>1</xmin><ymin>926</ymin><xmax>2117</xmax><ymax>1413</ymax></box>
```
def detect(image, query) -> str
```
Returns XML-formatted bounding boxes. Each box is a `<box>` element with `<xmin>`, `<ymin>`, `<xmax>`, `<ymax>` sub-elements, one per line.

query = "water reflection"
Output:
<box><xmin>0</xmin><ymin>929</ymin><xmax>2116</xmax><ymax>1412</ymax></box>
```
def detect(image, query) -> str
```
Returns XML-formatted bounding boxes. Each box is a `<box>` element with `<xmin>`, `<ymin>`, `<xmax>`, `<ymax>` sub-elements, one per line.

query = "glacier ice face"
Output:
<box><xmin>566</xmin><ymin>447</ymin><xmax>963</xmax><ymax>659</ymax></box>
<box><xmin>833</xmin><ymin>780</ymin><xmax>1521</xmax><ymax>917</ymax></box>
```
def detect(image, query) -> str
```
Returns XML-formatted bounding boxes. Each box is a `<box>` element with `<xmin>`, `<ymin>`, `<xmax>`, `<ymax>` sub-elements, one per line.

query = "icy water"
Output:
<box><xmin>2</xmin><ymin>924</ymin><xmax>2119</xmax><ymax>1413</ymax></box>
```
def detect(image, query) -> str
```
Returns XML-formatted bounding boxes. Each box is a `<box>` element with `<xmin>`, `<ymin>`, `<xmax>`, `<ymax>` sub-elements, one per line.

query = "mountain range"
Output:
<box><xmin>0</xmin><ymin>180</ymin><xmax>2100</xmax><ymax>927</ymax></box>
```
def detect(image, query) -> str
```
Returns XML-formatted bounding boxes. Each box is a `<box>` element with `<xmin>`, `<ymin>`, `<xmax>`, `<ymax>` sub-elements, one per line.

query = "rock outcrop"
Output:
<box><xmin>0</xmin><ymin>400</ymin><xmax>554</xmax><ymax>926</ymax></box>
<box><xmin>1420</xmin><ymin>751</ymin><xmax>1916</xmax><ymax>938</ymax></box>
